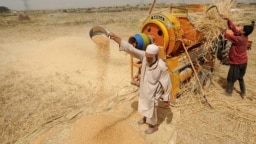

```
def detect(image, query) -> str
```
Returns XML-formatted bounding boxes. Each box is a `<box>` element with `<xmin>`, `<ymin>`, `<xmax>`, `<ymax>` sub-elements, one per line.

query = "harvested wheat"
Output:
<box><xmin>189</xmin><ymin>0</ymin><xmax>240</xmax><ymax>46</ymax></box>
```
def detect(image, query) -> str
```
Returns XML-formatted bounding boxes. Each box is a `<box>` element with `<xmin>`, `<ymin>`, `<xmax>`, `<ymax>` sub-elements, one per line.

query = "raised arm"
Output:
<box><xmin>108</xmin><ymin>32</ymin><xmax>144</xmax><ymax>60</ymax></box>
<box><xmin>220</xmin><ymin>15</ymin><xmax>242</xmax><ymax>35</ymax></box>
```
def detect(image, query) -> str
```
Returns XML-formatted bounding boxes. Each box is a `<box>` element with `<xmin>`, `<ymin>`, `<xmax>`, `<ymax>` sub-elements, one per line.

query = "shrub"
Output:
<box><xmin>0</xmin><ymin>6</ymin><xmax>10</xmax><ymax>13</ymax></box>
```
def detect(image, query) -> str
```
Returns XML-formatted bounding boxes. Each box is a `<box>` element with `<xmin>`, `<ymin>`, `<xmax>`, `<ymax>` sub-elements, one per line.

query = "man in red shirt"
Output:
<box><xmin>222</xmin><ymin>15</ymin><xmax>254</xmax><ymax>98</ymax></box>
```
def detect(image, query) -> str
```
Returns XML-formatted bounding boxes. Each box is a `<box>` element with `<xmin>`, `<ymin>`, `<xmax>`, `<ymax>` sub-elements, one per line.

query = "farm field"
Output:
<box><xmin>0</xmin><ymin>2</ymin><xmax>256</xmax><ymax>144</ymax></box>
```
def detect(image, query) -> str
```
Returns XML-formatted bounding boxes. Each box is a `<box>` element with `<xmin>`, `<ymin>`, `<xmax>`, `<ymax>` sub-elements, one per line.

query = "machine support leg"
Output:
<box><xmin>130</xmin><ymin>55</ymin><xmax>134</xmax><ymax>80</ymax></box>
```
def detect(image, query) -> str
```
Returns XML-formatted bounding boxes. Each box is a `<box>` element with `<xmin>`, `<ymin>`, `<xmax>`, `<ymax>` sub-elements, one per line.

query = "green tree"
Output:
<box><xmin>0</xmin><ymin>6</ymin><xmax>10</xmax><ymax>13</ymax></box>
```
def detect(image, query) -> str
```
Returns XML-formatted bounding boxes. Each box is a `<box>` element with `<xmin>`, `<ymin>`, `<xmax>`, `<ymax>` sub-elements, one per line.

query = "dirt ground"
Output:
<box><xmin>0</xmin><ymin>4</ymin><xmax>256</xmax><ymax>144</ymax></box>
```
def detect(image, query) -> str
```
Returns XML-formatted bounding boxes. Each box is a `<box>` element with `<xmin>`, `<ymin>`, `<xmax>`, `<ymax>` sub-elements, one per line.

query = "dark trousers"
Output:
<box><xmin>227</xmin><ymin>63</ymin><xmax>247</xmax><ymax>83</ymax></box>
<box><xmin>226</xmin><ymin>63</ymin><xmax>247</xmax><ymax>95</ymax></box>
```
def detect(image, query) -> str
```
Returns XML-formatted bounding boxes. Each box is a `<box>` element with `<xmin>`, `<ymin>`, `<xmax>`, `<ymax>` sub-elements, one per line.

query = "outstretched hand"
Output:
<box><xmin>107</xmin><ymin>32</ymin><xmax>114</xmax><ymax>39</ymax></box>
<box><xmin>107</xmin><ymin>32</ymin><xmax>122</xmax><ymax>45</ymax></box>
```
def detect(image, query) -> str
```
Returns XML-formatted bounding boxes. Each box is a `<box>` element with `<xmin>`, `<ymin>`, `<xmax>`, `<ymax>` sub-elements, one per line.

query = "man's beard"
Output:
<box><xmin>147</xmin><ymin>56</ymin><xmax>157</xmax><ymax>66</ymax></box>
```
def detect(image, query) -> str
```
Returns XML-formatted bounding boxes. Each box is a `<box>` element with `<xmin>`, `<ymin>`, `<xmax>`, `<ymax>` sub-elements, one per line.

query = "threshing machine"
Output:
<box><xmin>129</xmin><ymin>2</ymin><xmax>216</xmax><ymax>103</ymax></box>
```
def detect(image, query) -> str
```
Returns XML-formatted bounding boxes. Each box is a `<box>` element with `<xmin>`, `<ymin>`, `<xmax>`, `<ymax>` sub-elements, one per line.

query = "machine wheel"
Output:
<box><xmin>214</xmin><ymin>35</ymin><xmax>231</xmax><ymax>65</ymax></box>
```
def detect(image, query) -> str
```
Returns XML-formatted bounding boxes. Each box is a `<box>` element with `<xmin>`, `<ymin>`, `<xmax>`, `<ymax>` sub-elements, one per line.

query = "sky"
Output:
<box><xmin>0</xmin><ymin>0</ymin><xmax>255</xmax><ymax>11</ymax></box>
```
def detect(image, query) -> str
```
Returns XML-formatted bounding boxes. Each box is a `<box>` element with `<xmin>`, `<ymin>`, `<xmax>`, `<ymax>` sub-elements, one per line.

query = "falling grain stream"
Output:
<box><xmin>91</xmin><ymin>35</ymin><xmax>110</xmax><ymax>102</ymax></box>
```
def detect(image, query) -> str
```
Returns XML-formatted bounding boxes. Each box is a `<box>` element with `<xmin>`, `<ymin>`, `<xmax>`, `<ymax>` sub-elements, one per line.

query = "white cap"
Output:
<box><xmin>145</xmin><ymin>44</ymin><xmax>159</xmax><ymax>55</ymax></box>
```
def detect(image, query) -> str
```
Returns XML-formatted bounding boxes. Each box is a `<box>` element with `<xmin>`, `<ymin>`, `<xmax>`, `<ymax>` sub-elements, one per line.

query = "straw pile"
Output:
<box><xmin>175</xmin><ymin>71</ymin><xmax>256</xmax><ymax>143</ymax></box>
<box><xmin>189</xmin><ymin>0</ymin><xmax>240</xmax><ymax>48</ymax></box>
<box><xmin>17</xmin><ymin>12</ymin><xmax>31</xmax><ymax>21</ymax></box>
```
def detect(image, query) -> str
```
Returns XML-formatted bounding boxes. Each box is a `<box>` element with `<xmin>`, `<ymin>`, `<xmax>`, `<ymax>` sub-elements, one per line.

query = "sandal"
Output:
<box><xmin>145</xmin><ymin>125</ymin><xmax>158</xmax><ymax>134</ymax></box>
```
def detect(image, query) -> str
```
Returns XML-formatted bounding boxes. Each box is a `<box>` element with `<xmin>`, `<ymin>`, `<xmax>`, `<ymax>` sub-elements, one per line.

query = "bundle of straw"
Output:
<box><xmin>189</xmin><ymin>0</ymin><xmax>240</xmax><ymax>46</ymax></box>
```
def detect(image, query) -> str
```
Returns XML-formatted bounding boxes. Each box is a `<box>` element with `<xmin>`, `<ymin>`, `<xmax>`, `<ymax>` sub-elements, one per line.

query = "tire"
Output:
<box><xmin>199</xmin><ymin>69</ymin><xmax>212</xmax><ymax>90</ymax></box>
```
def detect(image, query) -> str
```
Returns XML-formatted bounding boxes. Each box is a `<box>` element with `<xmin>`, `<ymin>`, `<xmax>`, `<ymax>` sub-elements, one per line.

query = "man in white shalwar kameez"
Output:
<box><xmin>108</xmin><ymin>32</ymin><xmax>171</xmax><ymax>134</ymax></box>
